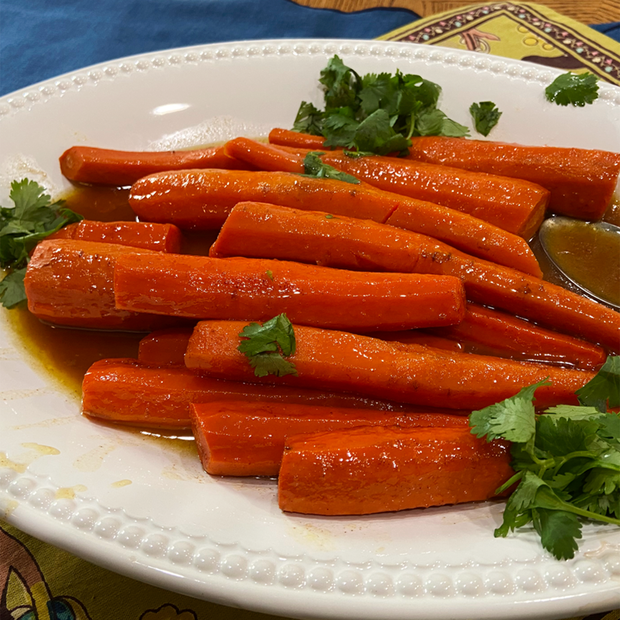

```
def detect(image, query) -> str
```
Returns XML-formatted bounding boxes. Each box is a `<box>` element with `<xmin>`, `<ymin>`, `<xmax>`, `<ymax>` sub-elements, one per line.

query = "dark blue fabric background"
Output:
<box><xmin>0</xmin><ymin>0</ymin><xmax>618</xmax><ymax>97</ymax></box>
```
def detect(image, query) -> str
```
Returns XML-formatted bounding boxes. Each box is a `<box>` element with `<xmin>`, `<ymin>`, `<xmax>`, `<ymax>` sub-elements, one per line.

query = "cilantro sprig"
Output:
<box><xmin>292</xmin><ymin>55</ymin><xmax>469</xmax><ymax>156</ymax></box>
<box><xmin>301</xmin><ymin>152</ymin><xmax>360</xmax><ymax>185</ymax></box>
<box><xmin>238</xmin><ymin>314</ymin><xmax>298</xmax><ymax>378</ymax></box>
<box><xmin>469</xmin><ymin>101</ymin><xmax>502</xmax><ymax>136</ymax></box>
<box><xmin>0</xmin><ymin>179</ymin><xmax>83</xmax><ymax>308</ymax></box>
<box><xmin>545</xmin><ymin>71</ymin><xmax>599</xmax><ymax>107</ymax></box>
<box><xmin>471</xmin><ymin>356</ymin><xmax>620</xmax><ymax>560</ymax></box>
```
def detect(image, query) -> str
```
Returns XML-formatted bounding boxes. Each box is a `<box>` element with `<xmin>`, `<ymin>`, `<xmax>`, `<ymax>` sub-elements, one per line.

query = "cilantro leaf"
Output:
<box><xmin>469</xmin><ymin>379</ymin><xmax>549</xmax><ymax>443</ymax></box>
<box><xmin>472</xmin><ymin>358</ymin><xmax>620</xmax><ymax>560</ymax></box>
<box><xmin>545</xmin><ymin>72</ymin><xmax>599</xmax><ymax>107</ymax></box>
<box><xmin>238</xmin><ymin>314</ymin><xmax>297</xmax><ymax>378</ymax></box>
<box><xmin>0</xmin><ymin>179</ymin><xmax>83</xmax><ymax>309</ymax></box>
<box><xmin>469</xmin><ymin>101</ymin><xmax>502</xmax><ymax>136</ymax></box>
<box><xmin>416</xmin><ymin>109</ymin><xmax>469</xmax><ymax>138</ymax></box>
<box><xmin>293</xmin><ymin>101</ymin><xmax>324</xmax><ymax>136</ymax></box>
<box><xmin>533</xmin><ymin>507</ymin><xmax>582</xmax><ymax>561</ymax></box>
<box><xmin>294</xmin><ymin>56</ymin><xmax>469</xmax><ymax>156</ymax></box>
<box><xmin>576</xmin><ymin>356</ymin><xmax>620</xmax><ymax>411</ymax></box>
<box><xmin>0</xmin><ymin>267</ymin><xmax>27</xmax><ymax>308</ymax></box>
<box><xmin>301</xmin><ymin>152</ymin><xmax>360</xmax><ymax>184</ymax></box>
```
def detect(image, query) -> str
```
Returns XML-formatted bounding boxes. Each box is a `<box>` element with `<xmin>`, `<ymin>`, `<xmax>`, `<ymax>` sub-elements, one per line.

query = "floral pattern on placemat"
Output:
<box><xmin>379</xmin><ymin>2</ymin><xmax>620</xmax><ymax>84</ymax></box>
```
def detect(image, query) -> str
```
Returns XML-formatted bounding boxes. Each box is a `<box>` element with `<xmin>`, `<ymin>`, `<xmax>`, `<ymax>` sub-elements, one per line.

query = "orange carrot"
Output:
<box><xmin>227</xmin><ymin>137</ymin><xmax>548</xmax><ymax>239</ymax></box>
<box><xmin>59</xmin><ymin>144</ymin><xmax>248</xmax><ymax>186</ymax></box>
<box><xmin>185</xmin><ymin>321</ymin><xmax>593</xmax><ymax>410</ymax></box>
<box><xmin>138</xmin><ymin>328</ymin><xmax>193</xmax><ymax>366</ymax></box>
<box><xmin>209</xmin><ymin>202</ymin><xmax>620</xmax><ymax>351</ymax></box>
<box><xmin>269</xmin><ymin>127</ymin><xmax>326</xmax><ymax>150</ymax></box>
<box><xmin>82</xmin><ymin>359</ymin><xmax>459</xmax><ymax>430</ymax></box>
<box><xmin>372</xmin><ymin>330</ymin><xmax>464</xmax><ymax>353</ymax></box>
<box><xmin>429</xmin><ymin>303</ymin><xmax>606</xmax><ymax>371</ymax></box>
<box><xmin>191</xmin><ymin>400</ymin><xmax>468</xmax><ymax>476</ymax></box>
<box><xmin>114</xmin><ymin>253</ymin><xmax>466</xmax><ymax>331</ymax></box>
<box><xmin>406</xmin><ymin>136</ymin><xmax>620</xmax><ymax>220</ymax></box>
<box><xmin>24</xmin><ymin>239</ymin><xmax>184</xmax><ymax>331</ymax></box>
<box><xmin>278</xmin><ymin>425</ymin><xmax>513</xmax><ymax>515</ymax></box>
<box><xmin>130</xmin><ymin>169</ymin><xmax>542</xmax><ymax>276</ymax></box>
<box><xmin>49</xmin><ymin>220</ymin><xmax>182</xmax><ymax>252</ymax></box>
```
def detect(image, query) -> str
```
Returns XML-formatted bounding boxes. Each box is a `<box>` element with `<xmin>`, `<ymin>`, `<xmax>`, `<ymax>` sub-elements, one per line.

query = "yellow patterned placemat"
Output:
<box><xmin>378</xmin><ymin>1</ymin><xmax>620</xmax><ymax>85</ymax></box>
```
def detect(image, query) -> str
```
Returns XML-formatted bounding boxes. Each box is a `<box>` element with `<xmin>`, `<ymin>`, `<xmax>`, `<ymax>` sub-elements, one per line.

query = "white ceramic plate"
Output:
<box><xmin>1</xmin><ymin>40</ymin><xmax>620</xmax><ymax>620</ymax></box>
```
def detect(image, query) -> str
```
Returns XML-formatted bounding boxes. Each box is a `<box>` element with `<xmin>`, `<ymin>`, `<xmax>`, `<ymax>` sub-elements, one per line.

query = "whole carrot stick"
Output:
<box><xmin>59</xmin><ymin>144</ymin><xmax>248</xmax><ymax>186</ymax></box>
<box><xmin>269</xmin><ymin>127</ymin><xmax>326</xmax><ymax>150</ymax></box>
<box><xmin>185</xmin><ymin>320</ymin><xmax>593</xmax><ymax>410</ymax></box>
<box><xmin>209</xmin><ymin>202</ymin><xmax>620</xmax><ymax>350</ymax></box>
<box><xmin>406</xmin><ymin>136</ymin><xmax>620</xmax><ymax>221</ymax></box>
<box><xmin>114</xmin><ymin>253</ymin><xmax>466</xmax><ymax>331</ymax></box>
<box><xmin>129</xmin><ymin>169</ymin><xmax>542</xmax><ymax>276</ymax></box>
<box><xmin>24</xmin><ymin>239</ymin><xmax>184</xmax><ymax>331</ymax></box>
<box><xmin>82</xmin><ymin>359</ymin><xmax>457</xmax><ymax>430</ymax></box>
<box><xmin>49</xmin><ymin>220</ymin><xmax>182</xmax><ymax>253</ymax></box>
<box><xmin>192</xmin><ymin>400</ymin><xmax>469</xmax><ymax>477</ymax></box>
<box><xmin>278</xmin><ymin>425</ymin><xmax>514</xmax><ymax>515</ymax></box>
<box><xmin>228</xmin><ymin>137</ymin><xmax>548</xmax><ymax>239</ymax></box>
<box><xmin>138</xmin><ymin>328</ymin><xmax>193</xmax><ymax>366</ymax></box>
<box><xmin>428</xmin><ymin>303</ymin><xmax>606</xmax><ymax>371</ymax></box>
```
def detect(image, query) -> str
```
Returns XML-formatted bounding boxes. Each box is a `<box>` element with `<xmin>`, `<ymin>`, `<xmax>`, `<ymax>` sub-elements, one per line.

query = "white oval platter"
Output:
<box><xmin>1</xmin><ymin>39</ymin><xmax>620</xmax><ymax>620</ymax></box>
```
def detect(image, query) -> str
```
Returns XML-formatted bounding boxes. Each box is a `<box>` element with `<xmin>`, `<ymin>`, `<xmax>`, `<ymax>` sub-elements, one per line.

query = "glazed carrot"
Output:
<box><xmin>319</xmin><ymin>151</ymin><xmax>548</xmax><ymax>239</ymax></box>
<box><xmin>224</xmin><ymin>137</ymin><xmax>303</xmax><ymax>174</ymax></box>
<box><xmin>406</xmin><ymin>136</ymin><xmax>620</xmax><ymax>220</ymax></box>
<box><xmin>429</xmin><ymin>303</ymin><xmax>607</xmax><ymax>371</ymax></box>
<box><xmin>269</xmin><ymin>127</ymin><xmax>326</xmax><ymax>150</ymax></box>
<box><xmin>138</xmin><ymin>328</ymin><xmax>193</xmax><ymax>366</ymax></box>
<box><xmin>48</xmin><ymin>220</ymin><xmax>182</xmax><ymax>252</ymax></box>
<box><xmin>114</xmin><ymin>253</ymin><xmax>466</xmax><ymax>331</ymax></box>
<box><xmin>372</xmin><ymin>330</ymin><xmax>464</xmax><ymax>353</ymax></box>
<box><xmin>59</xmin><ymin>144</ymin><xmax>248</xmax><ymax>186</ymax></box>
<box><xmin>185</xmin><ymin>321</ymin><xmax>593</xmax><ymax>410</ymax></box>
<box><xmin>209</xmin><ymin>203</ymin><xmax>620</xmax><ymax>350</ymax></box>
<box><xmin>130</xmin><ymin>169</ymin><xmax>542</xmax><ymax>276</ymax></box>
<box><xmin>228</xmin><ymin>137</ymin><xmax>548</xmax><ymax>239</ymax></box>
<box><xmin>24</xmin><ymin>240</ymin><xmax>184</xmax><ymax>331</ymax></box>
<box><xmin>191</xmin><ymin>400</ymin><xmax>468</xmax><ymax>477</ymax></box>
<box><xmin>278</xmin><ymin>425</ymin><xmax>514</xmax><ymax>515</ymax></box>
<box><xmin>82</xmin><ymin>359</ymin><xmax>457</xmax><ymax>430</ymax></box>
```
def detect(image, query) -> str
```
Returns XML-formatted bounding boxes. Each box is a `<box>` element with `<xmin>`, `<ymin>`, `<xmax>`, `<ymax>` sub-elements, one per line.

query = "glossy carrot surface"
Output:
<box><xmin>49</xmin><ymin>220</ymin><xmax>182</xmax><ymax>253</ymax></box>
<box><xmin>59</xmin><ymin>144</ymin><xmax>248</xmax><ymax>186</ymax></box>
<box><xmin>269</xmin><ymin>127</ymin><xmax>326</xmax><ymax>150</ymax></box>
<box><xmin>185</xmin><ymin>321</ymin><xmax>592</xmax><ymax>410</ymax></box>
<box><xmin>191</xmin><ymin>400</ymin><xmax>468</xmax><ymax>476</ymax></box>
<box><xmin>129</xmin><ymin>169</ymin><xmax>541</xmax><ymax>276</ymax></box>
<box><xmin>430</xmin><ymin>304</ymin><xmax>607</xmax><ymax>370</ymax></box>
<box><xmin>82</xmin><ymin>359</ymin><xmax>456</xmax><ymax>430</ymax></box>
<box><xmin>278</xmin><ymin>425</ymin><xmax>514</xmax><ymax>515</ymax></box>
<box><xmin>228</xmin><ymin>137</ymin><xmax>548</xmax><ymax>238</ymax></box>
<box><xmin>24</xmin><ymin>239</ymin><xmax>182</xmax><ymax>331</ymax></box>
<box><xmin>406</xmin><ymin>136</ymin><xmax>620</xmax><ymax>220</ymax></box>
<box><xmin>210</xmin><ymin>202</ymin><xmax>620</xmax><ymax>351</ymax></box>
<box><xmin>138</xmin><ymin>328</ymin><xmax>193</xmax><ymax>366</ymax></box>
<box><xmin>114</xmin><ymin>253</ymin><xmax>466</xmax><ymax>331</ymax></box>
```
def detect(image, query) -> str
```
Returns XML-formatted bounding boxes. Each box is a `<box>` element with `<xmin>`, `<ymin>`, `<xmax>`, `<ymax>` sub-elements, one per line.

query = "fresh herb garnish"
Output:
<box><xmin>292</xmin><ymin>55</ymin><xmax>469</xmax><ymax>155</ymax></box>
<box><xmin>471</xmin><ymin>357</ymin><xmax>620</xmax><ymax>560</ymax></box>
<box><xmin>302</xmin><ymin>152</ymin><xmax>360</xmax><ymax>184</ymax></box>
<box><xmin>545</xmin><ymin>72</ymin><xmax>599</xmax><ymax>107</ymax></box>
<box><xmin>0</xmin><ymin>179</ymin><xmax>83</xmax><ymax>309</ymax></box>
<box><xmin>469</xmin><ymin>101</ymin><xmax>502</xmax><ymax>136</ymax></box>
<box><xmin>238</xmin><ymin>313</ymin><xmax>298</xmax><ymax>378</ymax></box>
